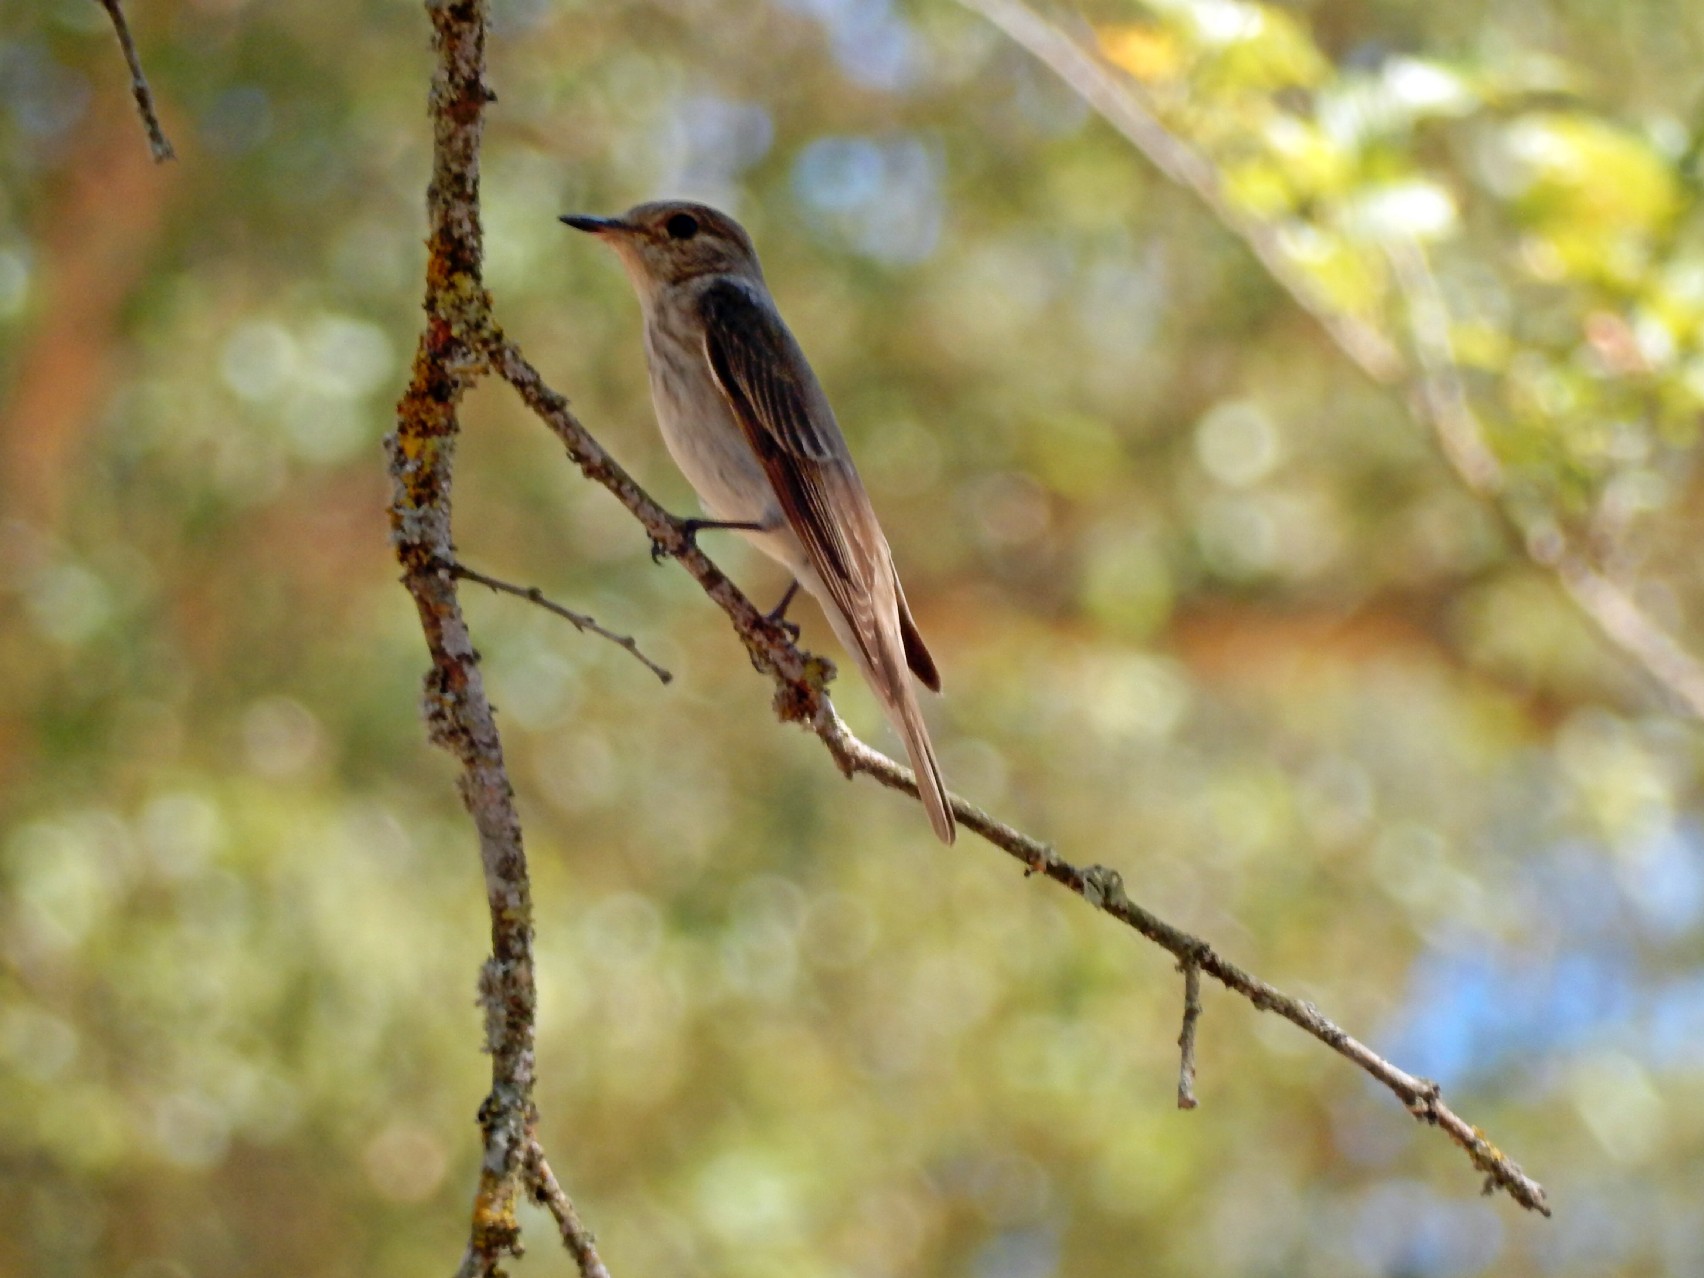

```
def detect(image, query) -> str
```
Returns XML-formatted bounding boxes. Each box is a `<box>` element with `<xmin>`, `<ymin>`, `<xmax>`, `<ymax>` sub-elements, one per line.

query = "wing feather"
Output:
<box><xmin>697</xmin><ymin>276</ymin><xmax>954</xmax><ymax>842</ymax></box>
<box><xmin>698</xmin><ymin>278</ymin><xmax>887</xmax><ymax>672</ymax></box>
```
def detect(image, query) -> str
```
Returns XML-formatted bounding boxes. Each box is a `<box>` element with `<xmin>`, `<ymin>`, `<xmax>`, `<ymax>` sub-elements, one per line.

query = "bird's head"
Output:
<box><xmin>561</xmin><ymin>200</ymin><xmax>763</xmax><ymax>295</ymax></box>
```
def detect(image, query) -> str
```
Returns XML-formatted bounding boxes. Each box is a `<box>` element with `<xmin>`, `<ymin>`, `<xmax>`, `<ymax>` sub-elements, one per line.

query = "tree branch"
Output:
<box><xmin>388</xmin><ymin>3</ymin><xmax>603</xmax><ymax>1276</ymax></box>
<box><xmin>962</xmin><ymin>0</ymin><xmax>1704</xmax><ymax>728</ymax></box>
<box><xmin>94</xmin><ymin>0</ymin><xmax>175</xmax><ymax>163</ymax></box>
<box><xmin>479</xmin><ymin>341</ymin><xmax>1551</xmax><ymax>1216</ymax></box>
<box><xmin>526</xmin><ymin>1141</ymin><xmax>614</xmax><ymax>1278</ymax></box>
<box><xmin>1387</xmin><ymin>240</ymin><xmax>1704</xmax><ymax>720</ymax></box>
<box><xmin>816</xmin><ymin>712</ymin><xmax>1550</xmax><ymax>1212</ymax></box>
<box><xmin>960</xmin><ymin>0</ymin><xmax>1402</xmax><ymax>381</ymax></box>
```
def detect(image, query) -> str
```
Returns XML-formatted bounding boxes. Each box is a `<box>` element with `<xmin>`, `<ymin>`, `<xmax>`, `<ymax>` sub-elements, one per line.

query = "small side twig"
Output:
<box><xmin>451</xmin><ymin>563</ymin><xmax>673</xmax><ymax>685</ymax></box>
<box><xmin>1176</xmin><ymin>958</ymin><xmax>1203</xmax><ymax>1111</ymax></box>
<box><xmin>95</xmin><ymin>0</ymin><xmax>175</xmax><ymax>163</ymax></box>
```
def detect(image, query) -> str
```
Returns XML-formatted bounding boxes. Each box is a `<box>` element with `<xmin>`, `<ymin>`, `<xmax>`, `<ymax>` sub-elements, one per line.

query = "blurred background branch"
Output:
<box><xmin>963</xmin><ymin>0</ymin><xmax>1704</xmax><ymax>724</ymax></box>
<box><xmin>961</xmin><ymin>0</ymin><xmax>1405</xmax><ymax>382</ymax></box>
<box><xmin>1389</xmin><ymin>240</ymin><xmax>1704</xmax><ymax>718</ymax></box>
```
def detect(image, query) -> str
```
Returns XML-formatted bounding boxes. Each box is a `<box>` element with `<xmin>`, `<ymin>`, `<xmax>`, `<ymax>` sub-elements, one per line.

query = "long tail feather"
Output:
<box><xmin>891</xmin><ymin>680</ymin><xmax>955</xmax><ymax>844</ymax></box>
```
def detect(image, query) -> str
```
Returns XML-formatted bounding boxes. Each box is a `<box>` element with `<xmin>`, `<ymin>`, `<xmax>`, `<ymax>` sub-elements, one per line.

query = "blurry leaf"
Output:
<box><xmin>1149</xmin><ymin>0</ymin><xmax>1331</xmax><ymax>91</ymax></box>
<box><xmin>1341</xmin><ymin>179</ymin><xmax>1459</xmax><ymax>243</ymax></box>
<box><xmin>1221</xmin><ymin>155</ymin><xmax>1295</xmax><ymax>218</ymax></box>
<box><xmin>1097</xmin><ymin>23</ymin><xmax>1185</xmax><ymax>84</ymax></box>
<box><xmin>1275</xmin><ymin>221</ymin><xmax>1385</xmax><ymax>314</ymax></box>
<box><xmin>1497</xmin><ymin>113</ymin><xmax>1683</xmax><ymax>279</ymax></box>
<box><xmin>1260</xmin><ymin>112</ymin><xmax>1353</xmax><ymax>199</ymax></box>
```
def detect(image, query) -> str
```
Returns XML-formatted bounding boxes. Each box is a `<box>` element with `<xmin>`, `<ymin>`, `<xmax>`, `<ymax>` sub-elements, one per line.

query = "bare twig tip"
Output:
<box><xmin>1176</xmin><ymin>960</ymin><xmax>1203</xmax><ymax>1110</ymax></box>
<box><xmin>96</xmin><ymin>0</ymin><xmax>176</xmax><ymax>163</ymax></box>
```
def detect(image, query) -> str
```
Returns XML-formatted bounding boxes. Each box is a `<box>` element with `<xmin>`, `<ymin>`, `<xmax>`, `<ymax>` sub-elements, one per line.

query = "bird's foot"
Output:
<box><xmin>766</xmin><ymin>579</ymin><xmax>802</xmax><ymax>641</ymax></box>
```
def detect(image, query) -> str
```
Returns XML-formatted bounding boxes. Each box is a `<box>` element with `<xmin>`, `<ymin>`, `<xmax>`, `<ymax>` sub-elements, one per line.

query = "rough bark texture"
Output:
<box><xmin>388</xmin><ymin>4</ymin><xmax>606</xmax><ymax>1275</ymax></box>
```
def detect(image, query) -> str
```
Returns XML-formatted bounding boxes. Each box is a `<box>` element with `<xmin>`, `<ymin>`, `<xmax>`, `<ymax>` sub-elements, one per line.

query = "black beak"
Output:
<box><xmin>559</xmin><ymin>214</ymin><xmax>631</xmax><ymax>234</ymax></box>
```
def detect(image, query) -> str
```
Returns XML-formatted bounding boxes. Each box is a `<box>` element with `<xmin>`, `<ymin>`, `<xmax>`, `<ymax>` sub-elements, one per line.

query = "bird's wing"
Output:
<box><xmin>696</xmin><ymin>277</ymin><xmax>890</xmax><ymax>676</ymax></box>
<box><xmin>697</xmin><ymin>275</ymin><xmax>954</xmax><ymax>843</ymax></box>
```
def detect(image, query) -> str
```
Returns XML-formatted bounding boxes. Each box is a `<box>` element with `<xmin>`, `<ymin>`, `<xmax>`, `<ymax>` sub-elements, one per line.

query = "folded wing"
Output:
<box><xmin>697</xmin><ymin>277</ymin><xmax>954</xmax><ymax>844</ymax></box>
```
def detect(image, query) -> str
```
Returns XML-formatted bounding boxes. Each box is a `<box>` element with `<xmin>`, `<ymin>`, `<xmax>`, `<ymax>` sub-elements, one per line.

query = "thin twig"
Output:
<box><xmin>1177</xmin><ymin>959</ymin><xmax>1202</xmax><ymax>1111</ymax></box>
<box><xmin>452</xmin><ymin>563</ymin><xmax>673</xmax><ymax>684</ymax></box>
<box><xmin>94</xmin><ymin>0</ymin><xmax>175</xmax><ymax>163</ymax></box>
<box><xmin>525</xmin><ymin>1142</ymin><xmax>615</xmax><ymax>1278</ymax></box>
<box><xmin>816</xmin><ymin>710</ymin><xmax>1550</xmax><ymax>1213</ymax></box>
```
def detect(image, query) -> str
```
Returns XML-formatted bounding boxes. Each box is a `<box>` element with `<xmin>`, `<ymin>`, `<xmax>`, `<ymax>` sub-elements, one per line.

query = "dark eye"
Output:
<box><xmin>665</xmin><ymin>212</ymin><xmax>700</xmax><ymax>240</ymax></box>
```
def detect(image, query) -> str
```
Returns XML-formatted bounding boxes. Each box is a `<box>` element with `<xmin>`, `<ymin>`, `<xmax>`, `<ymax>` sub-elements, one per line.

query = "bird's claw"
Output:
<box><xmin>650</xmin><ymin>517</ymin><xmax>700</xmax><ymax>564</ymax></box>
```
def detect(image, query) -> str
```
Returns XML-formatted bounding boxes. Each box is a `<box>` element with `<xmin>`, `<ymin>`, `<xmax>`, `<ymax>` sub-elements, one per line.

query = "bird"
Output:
<box><xmin>561</xmin><ymin>200</ymin><xmax>955</xmax><ymax>844</ymax></box>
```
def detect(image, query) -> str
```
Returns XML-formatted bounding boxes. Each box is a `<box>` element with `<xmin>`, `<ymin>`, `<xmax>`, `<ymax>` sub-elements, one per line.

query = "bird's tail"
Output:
<box><xmin>817</xmin><ymin>562</ymin><xmax>956</xmax><ymax>844</ymax></box>
<box><xmin>862</xmin><ymin>586</ymin><xmax>954</xmax><ymax>845</ymax></box>
<box><xmin>888</xmin><ymin>675</ymin><xmax>955</xmax><ymax>844</ymax></box>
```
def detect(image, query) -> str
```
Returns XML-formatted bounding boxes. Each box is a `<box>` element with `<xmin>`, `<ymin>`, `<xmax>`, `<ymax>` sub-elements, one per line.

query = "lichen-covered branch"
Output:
<box><xmin>388</xmin><ymin>3</ymin><xmax>603</xmax><ymax>1276</ymax></box>
<box><xmin>94</xmin><ymin>0</ymin><xmax>175</xmax><ymax>163</ymax></box>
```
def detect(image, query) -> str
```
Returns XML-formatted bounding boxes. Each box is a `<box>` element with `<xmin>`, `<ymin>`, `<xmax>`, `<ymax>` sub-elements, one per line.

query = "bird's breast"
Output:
<box><xmin>641</xmin><ymin>301</ymin><xmax>786</xmax><ymax>534</ymax></box>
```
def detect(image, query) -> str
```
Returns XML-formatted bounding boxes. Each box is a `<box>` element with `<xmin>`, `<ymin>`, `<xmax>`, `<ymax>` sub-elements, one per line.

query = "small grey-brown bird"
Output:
<box><xmin>561</xmin><ymin>200</ymin><xmax>955</xmax><ymax>844</ymax></box>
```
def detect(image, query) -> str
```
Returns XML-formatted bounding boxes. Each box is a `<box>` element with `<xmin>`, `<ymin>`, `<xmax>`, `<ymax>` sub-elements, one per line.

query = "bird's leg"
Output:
<box><xmin>767</xmin><ymin>579</ymin><xmax>802</xmax><ymax>641</ymax></box>
<box><xmin>650</xmin><ymin>516</ymin><xmax>769</xmax><ymax>563</ymax></box>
